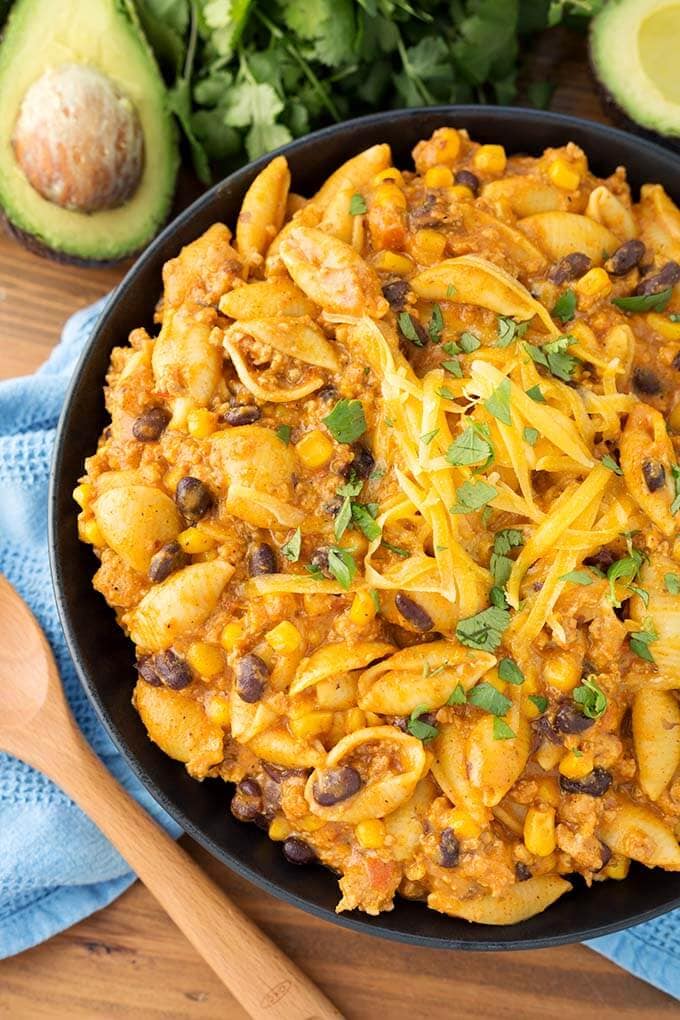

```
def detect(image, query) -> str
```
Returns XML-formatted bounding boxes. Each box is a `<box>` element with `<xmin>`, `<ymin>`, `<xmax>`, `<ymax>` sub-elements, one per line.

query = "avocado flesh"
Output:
<box><xmin>0</xmin><ymin>0</ymin><xmax>179</xmax><ymax>263</ymax></box>
<box><xmin>590</xmin><ymin>0</ymin><xmax>680</xmax><ymax>142</ymax></box>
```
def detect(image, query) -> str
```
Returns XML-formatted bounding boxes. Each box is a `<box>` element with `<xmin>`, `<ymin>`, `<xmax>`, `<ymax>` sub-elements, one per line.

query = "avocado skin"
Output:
<box><xmin>0</xmin><ymin>0</ymin><xmax>179</xmax><ymax>265</ymax></box>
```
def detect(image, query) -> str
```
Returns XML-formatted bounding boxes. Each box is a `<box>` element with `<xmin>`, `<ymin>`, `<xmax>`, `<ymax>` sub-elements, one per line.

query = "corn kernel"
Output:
<box><xmin>269</xmin><ymin>817</ymin><xmax>292</xmax><ymax>841</ymax></box>
<box><xmin>345</xmin><ymin>707</ymin><xmax>366</xmax><ymax>733</ymax></box>
<box><xmin>559</xmin><ymin>749</ymin><xmax>594</xmax><ymax>780</ymax></box>
<box><xmin>290</xmin><ymin>710</ymin><xmax>333</xmax><ymax>738</ymax></box>
<box><xmin>266</xmin><ymin>620</ymin><xmax>302</xmax><ymax>654</ymax></box>
<box><xmin>448</xmin><ymin>808</ymin><xmax>481</xmax><ymax>840</ymax></box>
<box><xmin>373</xmin><ymin>182</ymin><xmax>408</xmax><ymax>210</ymax></box>
<box><xmin>575</xmin><ymin>267</ymin><xmax>612</xmax><ymax>298</ymax></box>
<box><xmin>431</xmin><ymin>127</ymin><xmax>461</xmax><ymax>165</ymax></box>
<box><xmin>356</xmin><ymin>818</ymin><xmax>386</xmax><ymax>849</ymax></box>
<box><xmin>522</xmin><ymin>695</ymin><xmax>542</xmax><ymax>721</ymax></box>
<box><xmin>296</xmin><ymin>429</ymin><xmax>334</xmax><ymax>469</ymax></box>
<box><xmin>349</xmin><ymin>590</ymin><xmax>377</xmax><ymax>627</ymax></box>
<box><xmin>338</xmin><ymin>530</ymin><xmax>369</xmax><ymax>558</ymax></box>
<box><xmin>220</xmin><ymin>621</ymin><xmax>244</xmax><ymax>650</ymax></box>
<box><xmin>474</xmin><ymin>144</ymin><xmax>507</xmax><ymax>175</ymax></box>
<box><xmin>298</xmin><ymin>814</ymin><xmax>326</xmax><ymax>832</ymax></box>
<box><xmin>372</xmin><ymin>167</ymin><xmax>404</xmax><ymax>187</ymax></box>
<box><xmin>206</xmin><ymin>694</ymin><xmax>231</xmax><ymax>726</ymax></box>
<box><xmin>187</xmin><ymin>408</ymin><xmax>218</xmax><ymax>439</ymax></box>
<box><xmin>524</xmin><ymin>807</ymin><xmax>556</xmax><ymax>857</ymax></box>
<box><xmin>73</xmin><ymin>483</ymin><xmax>93</xmax><ymax>509</ymax></box>
<box><xmin>647</xmin><ymin>312</ymin><xmax>680</xmax><ymax>341</ymax></box>
<box><xmin>79</xmin><ymin>518</ymin><xmax>104</xmax><ymax>546</ymax></box>
<box><xmin>604</xmin><ymin>855</ymin><xmax>630</xmax><ymax>880</ymax></box>
<box><xmin>543</xmin><ymin>650</ymin><xmax>580</xmax><ymax>694</ymax></box>
<box><xmin>177</xmin><ymin>527</ymin><xmax>215</xmax><ymax>554</ymax></box>
<box><xmin>548</xmin><ymin>158</ymin><xmax>581</xmax><ymax>191</ymax></box>
<box><xmin>535</xmin><ymin>776</ymin><xmax>561</xmax><ymax>807</ymax></box>
<box><xmin>425</xmin><ymin>164</ymin><xmax>454</xmax><ymax>188</ymax></box>
<box><xmin>372</xmin><ymin>250</ymin><xmax>414</xmax><ymax>275</ymax></box>
<box><xmin>187</xmin><ymin>641</ymin><xmax>224</xmax><ymax>678</ymax></box>
<box><xmin>449</xmin><ymin>184</ymin><xmax>474</xmax><ymax>202</ymax></box>
<box><xmin>410</xmin><ymin>228</ymin><xmax>447</xmax><ymax>265</ymax></box>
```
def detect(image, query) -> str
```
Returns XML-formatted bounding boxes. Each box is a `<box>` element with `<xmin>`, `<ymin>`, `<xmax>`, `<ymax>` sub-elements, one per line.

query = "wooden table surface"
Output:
<box><xmin>0</xmin><ymin>29</ymin><xmax>677</xmax><ymax>1020</ymax></box>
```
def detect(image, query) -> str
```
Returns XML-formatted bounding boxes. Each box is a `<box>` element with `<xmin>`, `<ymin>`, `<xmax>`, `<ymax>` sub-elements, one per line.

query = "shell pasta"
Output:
<box><xmin>77</xmin><ymin>127</ymin><xmax>680</xmax><ymax>923</ymax></box>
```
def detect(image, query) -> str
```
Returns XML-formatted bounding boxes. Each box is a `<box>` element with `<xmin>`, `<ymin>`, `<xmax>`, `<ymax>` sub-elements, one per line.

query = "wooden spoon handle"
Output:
<box><xmin>46</xmin><ymin>727</ymin><xmax>343</xmax><ymax>1020</ymax></box>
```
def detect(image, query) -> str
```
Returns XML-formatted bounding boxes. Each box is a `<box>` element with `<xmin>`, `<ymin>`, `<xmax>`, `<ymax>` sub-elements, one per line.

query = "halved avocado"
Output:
<box><xmin>0</xmin><ymin>0</ymin><xmax>179</xmax><ymax>264</ymax></box>
<box><xmin>590</xmin><ymin>0</ymin><xmax>680</xmax><ymax>147</ymax></box>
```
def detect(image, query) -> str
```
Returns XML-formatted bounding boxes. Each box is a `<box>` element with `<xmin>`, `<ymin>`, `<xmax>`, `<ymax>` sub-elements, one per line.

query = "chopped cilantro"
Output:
<box><xmin>552</xmin><ymin>288</ymin><xmax>576</xmax><ymax>323</ymax></box>
<box><xmin>498</xmin><ymin>658</ymin><xmax>524</xmax><ymax>685</ymax></box>
<box><xmin>489</xmin><ymin>528</ymin><xmax>524</xmax><ymax>588</ymax></box>
<box><xmin>382</xmin><ymin>540</ymin><xmax>410</xmax><ymax>558</ymax></box>
<box><xmin>327</xmin><ymin>547</ymin><xmax>357</xmax><ymax>590</ymax></box>
<box><xmin>523</xmin><ymin>426</ymin><xmax>539</xmax><ymax>446</ymax></box>
<box><xmin>671</xmin><ymin>465</ymin><xmax>680</xmax><ymax>515</ymax></box>
<box><xmin>437</xmin><ymin>386</ymin><xmax>457</xmax><ymax>401</ymax></box>
<box><xmin>447</xmin><ymin>684</ymin><xmax>467</xmax><ymax>705</ymax></box>
<box><xmin>612</xmin><ymin>289</ymin><xmax>673</xmax><ymax>314</ymax></box>
<box><xmin>601</xmin><ymin>454</ymin><xmax>623</xmax><ymax>475</ymax></box>
<box><xmin>450</xmin><ymin>479</ymin><xmax>497</xmax><ymax>515</ymax></box>
<box><xmin>607</xmin><ymin>545</ymin><xmax>646</xmax><ymax>607</ymax></box>
<box><xmin>524</xmin><ymin>335</ymin><xmax>579</xmax><ymax>382</ymax></box>
<box><xmin>526</xmin><ymin>384</ymin><xmax>546</xmax><ymax>403</ymax></box>
<box><xmin>446</xmin><ymin>284</ymin><xmax>457</xmax><ymax>298</ymax></box>
<box><xmin>351</xmin><ymin>503</ymin><xmax>381</xmax><ymax>541</ymax></box>
<box><xmin>421</xmin><ymin>428</ymin><xmax>440</xmax><ymax>446</ymax></box>
<box><xmin>468</xmin><ymin>681</ymin><xmax>512</xmax><ymax>716</ymax></box>
<box><xmin>446</xmin><ymin>424</ymin><xmax>494</xmax><ymax>468</ymax></box>
<box><xmin>323</xmin><ymin>399</ymin><xmax>366</xmax><ymax>444</ymax></box>
<box><xmin>664</xmin><ymin>573</ymin><xmax>680</xmax><ymax>595</ymax></box>
<box><xmin>484</xmin><ymin>378</ymin><xmax>512</xmax><ymax>426</ymax></box>
<box><xmin>349</xmin><ymin>193</ymin><xmax>367</xmax><ymax>215</ymax></box>
<box><xmin>493</xmin><ymin>717</ymin><xmax>516</xmax><ymax>740</ymax></box>
<box><xmin>334</xmin><ymin>496</ymin><xmax>353</xmax><ymax>541</ymax></box>
<box><xmin>275</xmin><ymin>424</ymin><xmax>292</xmax><ymax>445</ymax></box>
<box><xmin>281</xmin><ymin>527</ymin><xmax>301</xmax><ymax>562</ymax></box>
<box><xmin>407</xmin><ymin>704</ymin><xmax>438</xmax><ymax>742</ymax></box>
<box><xmin>369</xmin><ymin>588</ymin><xmax>381</xmax><ymax>613</ymax></box>
<box><xmin>496</xmin><ymin>315</ymin><xmax>530</xmax><ymax>348</ymax></box>
<box><xmin>428</xmin><ymin>303</ymin><xmax>444</xmax><ymax>343</ymax></box>
<box><xmin>573</xmin><ymin>675</ymin><xmax>607</xmax><ymax>719</ymax></box>
<box><xmin>459</xmin><ymin>331</ymin><xmax>481</xmax><ymax>353</ymax></box>
<box><xmin>560</xmin><ymin>570</ymin><xmax>593</xmax><ymax>586</ymax></box>
<box><xmin>399</xmin><ymin>312</ymin><xmax>426</xmax><ymax>346</ymax></box>
<box><xmin>456</xmin><ymin>606</ymin><xmax>511</xmax><ymax>652</ymax></box>
<box><xmin>629</xmin><ymin>621</ymin><xmax>658</xmax><ymax>663</ymax></box>
<box><xmin>443</xmin><ymin>357</ymin><xmax>463</xmax><ymax>378</ymax></box>
<box><xmin>528</xmin><ymin>694</ymin><xmax>549</xmax><ymax>714</ymax></box>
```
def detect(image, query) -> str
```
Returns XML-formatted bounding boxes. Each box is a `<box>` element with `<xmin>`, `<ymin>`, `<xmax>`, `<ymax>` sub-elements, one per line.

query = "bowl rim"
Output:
<box><xmin>49</xmin><ymin>104</ymin><xmax>680</xmax><ymax>951</ymax></box>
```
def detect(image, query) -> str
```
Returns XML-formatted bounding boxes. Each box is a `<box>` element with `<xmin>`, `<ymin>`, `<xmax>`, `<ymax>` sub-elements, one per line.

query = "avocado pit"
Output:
<box><xmin>12</xmin><ymin>63</ymin><xmax>144</xmax><ymax>213</ymax></box>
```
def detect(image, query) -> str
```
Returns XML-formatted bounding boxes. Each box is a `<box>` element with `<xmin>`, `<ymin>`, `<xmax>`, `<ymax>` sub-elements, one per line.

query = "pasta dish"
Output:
<box><xmin>76</xmin><ymin>127</ymin><xmax>680</xmax><ymax>924</ymax></box>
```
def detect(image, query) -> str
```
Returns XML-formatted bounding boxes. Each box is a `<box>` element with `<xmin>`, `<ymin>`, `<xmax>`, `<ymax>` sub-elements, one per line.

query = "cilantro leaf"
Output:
<box><xmin>498</xmin><ymin>658</ymin><xmax>524</xmax><ymax>685</ymax></box>
<box><xmin>671</xmin><ymin>465</ymin><xmax>680</xmax><ymax>516</ymax></box>
<box><xmin>334</xmin><ymin>497</ymin><xmax>353</xmax><ymax>541</ymax></box>
<box><xmin>428</xmin><ymin>303</ymin><xmax>444</xmax><ymax>343</ymax></box>
<box><xmin>496</xmin><ymin>315</ymin><xmax>530</xmax><ymax>348</ymax></box>
<box><xmin>489</xmin><ymin>528</ymin><xmax>524</xmax><ymax>588</ymax></box>
<box><xmin>528</xmin><ymin>694</ymin><xmax>548</xmax><ymax>714</ymax></box>
<box><xmin>323</xmin><ymin>399</ymin><xmax>366</xmax><ymax>444</ymax></box>
<box><xmin>351</xmin><ymin>503</ymin><xmax>381</xmax><ymax>541</ymax></box>
<box><xmin>629</xmin><ymin>621</ymin><xmax>658</xmax><ymax>663</ymax></box>
<box><xmin>456</xmin><ymin>607</ymin><xmax>511</xmax><ymax>652</ymax></box>
<box><xmin>613</xmin><ymin>289</ymin><xmax>673</xmax><ymax>314</ymax></box>
<box><xmin>275</xmin><ymin>424</ymin><xmax>292</xmax><ymax>445</ymax></box>
<box><xmin>350</xmin><ymin>193</ymin><xmax>367</xmax><ymax>215</ymax></box>
<box><xmin>493</xmin><ymin>717</ymin><xmax>516</xmax><ymax>740</ymax></box>
<box><xmin>399</xmin><ymin>312</ymin><xmax>426</xmax><ymax>346</ymax></box>
<box><xmin>560</xmin><ymin>570</ymin><xmax>593</xmax><ymax>586</ymax></box>
<box><xmin>327</xmin><ymin>547</ymin><xmax>357</xmax><ymax>590</ymax></box>
<box><xmin>446</xmin><ymin>424</ymin><xmax>494</xmax><ymax>468</ymax></box>
<box><xmin>450</xmin><ymin>479</ymin><xmax>498</xmax><ymax>515</ymax></box>
<box><xmin>407</xmin><ymin>704</ymin><xmax>439</xmax><ymax>742</ymax></box>
<box><xmin>601</xmin><ymin>454</ymin><xmax>622</xmax><ymax>475</ymax></box>
<box><xmin>523</xmin><ymin>426</ymin><xmax>539</xmax><ymax>446</ymax></box>
<box><xmin>524</xmin><ymin>336</ymin><xmax>579</xmax><ymax>382</ymax></box>
<box><xmin>573</xmin><ymin>675</ymin><xmax>607</xmax><ymax>719</ymax></box>
<box><xmin>526</xmin><ymin>384</ymin><xmax>546</xmax><ymax>403</ymax></box>
<box><xmin>421</xmin><ymin>428</ymin><xmax>440</xmax><ymax>446</ymax></box>
<box><xmin>381</xmin><ymin>540</ymin><xmax>410</xmax><ymax>558</ymax></box>
<box><xmin>552</xmin><ymin>288</ymin><xmax>576</xmax><ymax>323</ymax></box>
<box><xmin>665</xmin><ymin>573</ymin><xmax>680</xmax><ymax>595</ymax></box>
<box><xmin>459</xmin><ymin>331</ymin><xmax>481</xmax><ymax>353</ymax></box>
<box><xmin>468</xmin><ymin>681</ymin><xmax>512</xmax><ymax>716</ymax></box>
<box><xmin>281</xmin><ymin>527</ymin><xmax>302</xmax><ymax>562</ymax></box>
<box><xmin>607</xmin><ymin>546</ymin><xmax>646</xmax><ymax>607</ymax></box>
<box><xmin>447</xmin><ymin>684</ymin><xmax>467</xmax><ymax>705</ymax></box>
<box><xmin>484</xmin><ymin>378</ymin><xmax>512</xmax><ymax>425</ymax></box>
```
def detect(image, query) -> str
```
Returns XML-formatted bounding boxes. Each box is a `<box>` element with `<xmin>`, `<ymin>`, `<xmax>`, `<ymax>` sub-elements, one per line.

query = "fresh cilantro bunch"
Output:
<box><xmin>132</xmin><ymin>0</ymin><xmax>603</xmax><ymax>181</ymax></box>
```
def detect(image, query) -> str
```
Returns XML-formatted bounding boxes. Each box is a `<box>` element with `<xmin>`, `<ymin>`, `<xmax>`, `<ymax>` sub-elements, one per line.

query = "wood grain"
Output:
<box><xmin>0</xmin><ymin>34</ymin><xmax>677</xmax><ymax>1019</ymax></box>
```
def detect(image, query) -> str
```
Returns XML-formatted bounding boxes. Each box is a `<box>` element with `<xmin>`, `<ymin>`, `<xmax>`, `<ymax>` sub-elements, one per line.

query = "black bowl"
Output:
<box><xmin>50</xmin><ymin>106</ymin><xmax>680</xmax><ymax>950</ymax></box>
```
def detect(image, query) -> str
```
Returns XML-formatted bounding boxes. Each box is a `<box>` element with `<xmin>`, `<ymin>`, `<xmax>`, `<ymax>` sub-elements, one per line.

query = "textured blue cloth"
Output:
<box><xmin>0</xmin><ymin>297</ymin><xmax>181</xmax><ymax>959</ymax></box>
<box><xmin>0</xmin><ymin>301</ymin><xmax>679</xmax><ymax>998</ymax></box>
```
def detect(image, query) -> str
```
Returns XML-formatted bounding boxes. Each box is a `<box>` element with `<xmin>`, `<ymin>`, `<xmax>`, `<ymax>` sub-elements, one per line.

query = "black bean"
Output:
<box><xmin>153</xmin><ymin>649</ymin><xmax>192</xmax><ymax>690</ymax></box>
<box><xmin>248</xmin><ymin>542</ymin><xmax>277</xmax><ymax>576</ymax></box>
<box><xmin>323</xmin><ymin>496</ymin><xmax>343</xmax><ymax>517</ymax></box>
<box><xmin>310</xmin><ymin>547</ymin><xmax>332</xmax><ymax>578</ymax></box>
<box><xmin>636</xmin><ymin>260</ymin><xmax>680</xmax><ymax>296</ymax></box>
<box><xmin>382</xmin><ymin>279</ymin><xmax>410</xmax><ymax>311</ymax></box>
<box><xmin>238</xmin><ymin>777</ymin><xmax>261</xmax><ymax>798</ymax></box>
<box><xmin>439</xmin><ymin>828</ymin><xmax>460</xmax><ymax>868</ymax></box>
<box><xmin>606</xmin><ymin>239</ymin><xmax>645</xmax><ymax>276</ymax></box>
<box><xmin>672</xmin><ymin>353</ymin><xmax>680</xmax><ymax>372</ymax></box>
<box><xmin>224</xmin><ymin>404</ymin><xmax>261</xmax><ymax>426</ymax></box>
<box><xmin>262</xmin><ymin>762</ymin><xmax>311</xmax><ymax>782</ymax></box>
<box><xmin>261</xmin><ymin>777</ymin><xmax>283</xmax><ymax>819</ymax></box>
<box><xmin>282</xmin><ymin>836</ymin><xmax>317</xmax><ymax>865</ymax></box>
<box><xmin>548</xmin><ymin>252</ymin><xmax>591</xmax><ymax>285</ymax></box>
<box><xmin>346</xmin><ymin>444</ymin><xmax>375</xmax><ymax>480</ymax></box>
<box><xmin>137</xmin><ymin>655</ymin><xmax>163</xmax><ymax>687</ymax></box>
<box><xmin>312</xmin><ymin>766</ymin><xmax>362</xmax><ymax>806</ymax></box>
<box><xmin>132</xmin><ymin>406</ymin><xmax>171</xmax><ymax>442</ymax></box>
<box><xmin>318</xmin><ymin>385</ymin><xmax>339</xmax><ymax>403</ymax></box>
<box><xmin>236</xmin><ymin>654</ymin><xmax>268</xmax><ymax>703</ymax></box>
<box><xmin>398</xmin><ymin>314</ymin><xmax>429</xmax><ymax>346</ymax></box>
<box><xmin>620</xmin><ymin>707</ymin><xmax>633</xmax><ymax>740</ymax></box>
<box><xmin>515</xmin><ymin>862</ymin><xmax>532</xmax><ymax>882</ymax></box>
<box><xmin>584</xmin><ymin>547</ymin><xmax>618</xmax><ymax>572</ymax></box>
<box><xmin>454</xmin><ymin>169</ymin><xmax>479</xmax><ymax>194</ymax></box>
<box><xmin>148</xmin><ymin>540</ymin><xmax>188</xmax><ymax>583</ymax></box>
<box><xmin>554</xmin><ymin>703</ymin><xmax>595</xmax><ymax>734</ymax></box>
<box><xmin>532</xmin><ymin>714</ymin><xmax>562</xmax><ymax>745</ymax></box>
<box><xmin>632</xmin><ymin>366</ymin><xmax>662</xmax><ymax>396</ymax></box>
<box><xmin>643</xmin><ymin>459</ymin><xmax>666</xmax><ymax>492</ymax></box>
<box><xmin>230</xmin><ymin>795</ymin><xmax>262</xmax><ymax>823</ymax></box>
<box><xmin>175</xmin><ymin>476</ymin><xmax>213</xmax><ymax>522</ymax></box>
<box><xmin>599</xmin><ymin>842</ymin><xmax>613</xmax><ymax>869</ymax></box>
<box><xmin>560</xmin><ymin>766</ymin><xmax>612</xmax><ymax>797</ymax></box>
<box><xmin>395</xmin><ymin>593</ymin><xmax>434</xmax><ymax>632</ymax></box>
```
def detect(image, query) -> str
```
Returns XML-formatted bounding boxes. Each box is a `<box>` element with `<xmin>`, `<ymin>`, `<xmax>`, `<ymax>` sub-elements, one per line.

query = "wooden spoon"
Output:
<box><xmin>0</xmin><ymin>574</ymin><xmax>343</xmax><ymax>1020</ymax></box>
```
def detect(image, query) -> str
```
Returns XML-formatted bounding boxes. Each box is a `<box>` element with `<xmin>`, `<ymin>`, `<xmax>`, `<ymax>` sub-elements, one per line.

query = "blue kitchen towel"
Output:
<box><xmin>0</xmin><ymin>296</ymin><xmax>181</xmax><ymax>960</ymax></box>
<box><xmin>0</xmin><ymin>299</ymin><xmax>679</xmax><ymax>1000</ymax></box>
